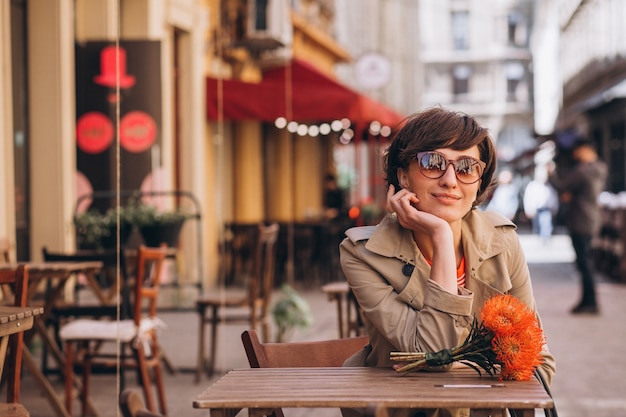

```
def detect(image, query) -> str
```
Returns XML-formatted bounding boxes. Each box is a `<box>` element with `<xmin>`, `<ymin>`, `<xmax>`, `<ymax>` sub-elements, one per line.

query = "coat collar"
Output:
<box><xmin>344</xmin><ymin>210</ymin><xmax>517</xmax><ymax>265</ymax></box>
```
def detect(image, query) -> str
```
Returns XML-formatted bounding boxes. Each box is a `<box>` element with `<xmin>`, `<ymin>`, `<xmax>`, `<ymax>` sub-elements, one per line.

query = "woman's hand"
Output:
<box><xmin>387</xmin><ymin>185</ymin><xmax>449</xmax><ymax>237</ymax></box>
<box><xmin>387</xmin><ymin>185</ymin><xmax>457</xmax><ymax>293</ymax></box>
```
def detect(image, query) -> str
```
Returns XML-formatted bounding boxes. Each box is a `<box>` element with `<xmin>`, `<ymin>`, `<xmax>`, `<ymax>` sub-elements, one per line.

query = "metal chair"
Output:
<box><xmin>195</xmin><ymin>222</ymin><xmax>279</xmax><ymax>380</ymax></box>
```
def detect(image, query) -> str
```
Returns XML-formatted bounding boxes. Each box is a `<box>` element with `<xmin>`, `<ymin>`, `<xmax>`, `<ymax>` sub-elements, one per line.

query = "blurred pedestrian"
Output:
<box><xmin>523</xmin><ymin>168</ymin><xmax>559</xmax><ymax>242</ymax></box>
<box><xmin>485</xmin><ymin>169</ymin><xmax>519</xmax><ymax>221</ymax></box>
<box><xmin>323</xmin><ymin>173</ymin><xmax>347</xmax><ymax>220</ymax></box>
<box><xmin>549</xmin><ymin>138</ymin><xmax>608</xmax><ymax>314</ymax></box>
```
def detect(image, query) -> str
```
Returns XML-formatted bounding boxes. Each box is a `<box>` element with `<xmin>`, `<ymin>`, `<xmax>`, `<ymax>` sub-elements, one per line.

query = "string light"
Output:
<box><xmin>272</xmin><ymin>117</ymin><xmax>392</xmax><ymax>142</ymax></box>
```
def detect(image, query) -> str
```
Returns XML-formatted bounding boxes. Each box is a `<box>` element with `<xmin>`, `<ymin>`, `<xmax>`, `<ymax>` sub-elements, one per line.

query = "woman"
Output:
<box><xmin>340</xmin><ymin>107</ymin><xmax>555</xmax><ymax>417</ymax></box>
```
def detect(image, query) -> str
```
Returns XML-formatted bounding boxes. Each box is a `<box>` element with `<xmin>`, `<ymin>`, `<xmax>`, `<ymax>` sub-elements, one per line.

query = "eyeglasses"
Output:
<box><xmin>416</xmin><ymin>151</ymin><xmax>485</xmax><ymax>184</ymax></box>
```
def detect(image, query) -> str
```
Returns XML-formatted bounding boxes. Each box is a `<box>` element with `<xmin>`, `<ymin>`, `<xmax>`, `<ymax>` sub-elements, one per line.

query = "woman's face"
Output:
<box><xmin>397</xmin><ymin>146</ymin><xmax>482</xmax><ymax>223</ymax></box>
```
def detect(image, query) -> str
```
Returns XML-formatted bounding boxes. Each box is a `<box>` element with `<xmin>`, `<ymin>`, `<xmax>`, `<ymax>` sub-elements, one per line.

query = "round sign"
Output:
<box><xmin>355</xmin><ymin>52</ymin><xmax>391</xmax><ymax>90</ymax></box>
<box><xmin>76</xmin><ymin>112</ymin><xmax>114</xmax><ymax>154</ymax></box>
<box><xmin>120</xmin><ymin>111</ymin><xmax>157</xmax><ymax>153</ymax></box>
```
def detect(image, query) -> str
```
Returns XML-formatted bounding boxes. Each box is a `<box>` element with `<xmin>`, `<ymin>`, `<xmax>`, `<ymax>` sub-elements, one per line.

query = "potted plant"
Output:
<box><xmin>128</xmin><ymin>203</ymin><xmax>190</xmax><ymax>247</ymax></box>
<box><xmin>74</xmin><ymin>207</ymin><xmax>134</xmax><ymax>250</ymax></box>
<box><xmin>271</xmin><ymin>284</ymin><xmax>313</xmax><ymax>342</ymax></box>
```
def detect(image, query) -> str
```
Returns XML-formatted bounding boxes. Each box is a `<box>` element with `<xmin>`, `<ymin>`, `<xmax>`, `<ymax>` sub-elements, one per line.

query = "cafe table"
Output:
<box><xmin>0</xmin><ymin>261</ymin><xmax>104</xmax><ymax>417</ymax></box>
<box><xmin>194</xmin><ymin>366</ymin><xmax>554</xmax><ymax>417</ymax></box>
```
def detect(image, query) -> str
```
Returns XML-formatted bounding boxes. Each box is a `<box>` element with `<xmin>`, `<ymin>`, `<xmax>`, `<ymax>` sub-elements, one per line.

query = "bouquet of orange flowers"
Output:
<box><xmin>390</xmin><ymin>294</ymin><xmax>545</xmax><ymax>381</ymax></box>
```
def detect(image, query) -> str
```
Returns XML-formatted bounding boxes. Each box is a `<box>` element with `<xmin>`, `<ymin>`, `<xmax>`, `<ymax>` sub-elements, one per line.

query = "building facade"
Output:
<box><xmin>1</xmin><ymin>0</ymin><xmax>404</xmax><ymax>289</ymax></box>
<box><xmin>418</xmin><ymin>0</ymin><xmax>537</xmax><ymax>166</ymax></box>
<box><xmin>1</xmin><ymin>0</ymin><xmax>212</xmax><ymax>289</ymax></box>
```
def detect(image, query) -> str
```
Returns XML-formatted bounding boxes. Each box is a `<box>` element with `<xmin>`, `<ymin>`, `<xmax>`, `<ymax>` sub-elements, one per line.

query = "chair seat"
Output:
<box><xmin>0</xmin><ymin>402</ymin><xmax>30</xmax><ymax>417</ymax></box>
<box><xmin>59</xmin><ymin>317</ymin><xmax>165</xmax><ymax>342</ymax></box>
<box><xmin>196</xmin><ymin>297</ymin><xmax>247</xmax><ymax>308</ymax></box>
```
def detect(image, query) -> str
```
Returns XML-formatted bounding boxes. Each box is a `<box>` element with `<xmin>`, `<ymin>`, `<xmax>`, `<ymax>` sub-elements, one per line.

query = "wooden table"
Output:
<box><xmin>0</xmin><ymin>305</ymin><xmax>43</xmax><ymax>380</ymax></box>
<box><xmin>194</xmin><ymin>366</ymin><xmax>554</xmax><ymax>417</ymax></box>
<box><xmin>1</xmin><ymin>262</ymin><xmax>104</xmax><ymax>417</ymax></box>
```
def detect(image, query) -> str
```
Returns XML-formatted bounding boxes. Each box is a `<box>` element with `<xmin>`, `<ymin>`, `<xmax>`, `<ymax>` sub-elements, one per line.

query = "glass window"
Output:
<box><xmin>452</xmin><ymin>65</ymin><xmax>471</xmax><ymax>98</ymax></box>
<box><xmin>451</xmin><ymin>11</ymin><xmax>469</xmax><ymax>50</ymax></box>
<box><xmin>505</xmin><ymin>62</ymin><xmax>524</xmax><ymax>101</ymax></box>
<box><xmin>508</xmin><ymin>11</ymin><xmax>528</xmax><ymax>47</ymax></box>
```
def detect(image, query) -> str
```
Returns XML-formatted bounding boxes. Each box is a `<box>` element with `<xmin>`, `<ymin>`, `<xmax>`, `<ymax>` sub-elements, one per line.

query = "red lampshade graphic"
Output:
<box><xmin>94</xmin><ymin>45</ymin><xmax>136</xmax><ymax>89</ymax></box>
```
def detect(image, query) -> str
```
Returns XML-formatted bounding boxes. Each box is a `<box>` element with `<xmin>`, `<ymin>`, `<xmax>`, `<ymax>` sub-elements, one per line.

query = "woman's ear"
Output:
<box><xmin>397</xmin><ymin>168</ymin><xmax>409</xmax><ymax>190</ymax></box>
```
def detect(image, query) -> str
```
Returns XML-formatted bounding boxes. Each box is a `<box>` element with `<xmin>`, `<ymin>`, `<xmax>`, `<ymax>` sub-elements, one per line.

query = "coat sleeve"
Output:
<box><xmin>340</xmin><ymin>236</ymin><xmax>472</xmax><ymax>357</ymax></box>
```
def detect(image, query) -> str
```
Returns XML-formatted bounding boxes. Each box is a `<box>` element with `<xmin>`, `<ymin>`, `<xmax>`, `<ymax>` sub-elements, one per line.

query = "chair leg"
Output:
<box><xmin>209</xmin><ymin>305</ymin><xmax>219</xmax><ymax>375</ymax></box>
<box><xmin>152</xmin><ymin>338</ymin><xmax>168</xmax><ymax>415</ymax></box>
<box><xmin>64</xmin><ymin>341</ymin><xmax>74</xmax><ymax>416</ymax></box>
<box><xmin>135</xmin><ymin>340</ymin><xmax>156</xmax><ymax>412</ymax></box>
<box><xmin>82</xmin><ymin>348</ymin><xmax>91</xmax><ymax>417</ymax></box>
<box><xmin>196</xmin><ymin>304</ymin><xmax>206</xmax><ymax>383</ymax></box>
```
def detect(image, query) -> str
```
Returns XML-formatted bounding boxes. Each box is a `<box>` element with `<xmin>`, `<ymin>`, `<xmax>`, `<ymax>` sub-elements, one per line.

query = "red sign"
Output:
<box><xmin>120</xmin><ymin>111</ymin><xmax>157</xmax><ymax>153</ymax></box>
<box><xmin>76</xmin><ymin>111</ymin><xmax>114</xmax><ymax>154</ymax></box>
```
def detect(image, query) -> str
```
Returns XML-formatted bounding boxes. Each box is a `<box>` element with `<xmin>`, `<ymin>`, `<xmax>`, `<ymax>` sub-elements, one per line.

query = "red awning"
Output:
<box><xmin>206</xmin><ymin>59</ymin><xmax>405</xmax><ymax>133</ymax></box>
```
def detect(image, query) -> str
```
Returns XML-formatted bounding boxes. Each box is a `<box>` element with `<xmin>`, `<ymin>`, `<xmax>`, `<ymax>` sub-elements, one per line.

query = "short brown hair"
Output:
<box><xmin>383</xmin><ymin>107</ymin><xmax>497</xmax><ymax>207</ymax></box>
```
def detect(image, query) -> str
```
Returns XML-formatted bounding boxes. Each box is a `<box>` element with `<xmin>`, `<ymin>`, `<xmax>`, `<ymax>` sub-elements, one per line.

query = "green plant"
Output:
<box><xmin>126</xmin><ymin>202</ymin><xmax>189</xmax><ymax>227</ymax></box>
<box><xmin>271</xmin><ymin>284</ymin><xmax>314</xmax><ymax>342</ymax></box>
<box><xmin>125</xmin><ymin>202</ymin><xmax>190</xmax><ymax>247</ymax></box>
<box><xmin>74</xmin><ymin>207</ymin><xmax>133</xmax><ymax>250</ymax></box>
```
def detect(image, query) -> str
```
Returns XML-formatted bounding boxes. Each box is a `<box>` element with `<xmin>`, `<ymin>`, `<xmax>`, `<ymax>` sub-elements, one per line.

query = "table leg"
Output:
<box><xmin>22</xmin><ymin>346</ymin><xmax>71</xmax><ymax>417</ymax></box>
<box><xmin>335</xmin><ymin>294</ymin><xmax>345</xmax><ymax>338</ymax></box>
<box><xmin>33</xmin><ymin>317</ymin><xmax>100</xmax><ymax>416</ymax></box>
<box><xmin>0</xmin><ymin>336</ymin><xmax>7</xmax><ymax>379</ymax></box>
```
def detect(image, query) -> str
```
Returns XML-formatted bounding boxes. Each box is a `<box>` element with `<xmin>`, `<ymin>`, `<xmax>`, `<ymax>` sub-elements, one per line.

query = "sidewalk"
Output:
<box><xmin>19</xmin><ymin>231</ymin><xmax>626</xmax><ymax>417</ymax></box>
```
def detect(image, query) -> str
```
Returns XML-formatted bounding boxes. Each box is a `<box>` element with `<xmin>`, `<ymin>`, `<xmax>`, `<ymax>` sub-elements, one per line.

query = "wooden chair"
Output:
<box><xmin>321</xmin><ymin>281</ymin><xmax>365</xmax><ymax>338</ymax></box>
<box><xmin>241</xmin><ymin>329</ymin><xmax>369</xmax><ymax>417</ymax></box>
<box><xmin>0</xmin><ymin>265</ymin><xmax>30</xmax><ymax>417</ymax></box>
<box><xmin>0</xmin><ymin>238</ymin><xmax>12</xmax><ymax>263</ymax></box>
<box><xmin>119</xmin><ymin>388</ymin><xmax>165</xmax><ymax>417</ymax></box>
<box><xmin>59</xmin><ymin>245</ymin><xmax>168</xmax><ymax>417</ymax></box>
<box><xmin>196</xmin><ymin>222</ymin><xmax>279</xmax><ymax>380</ymax></box>
<box><xmin>41</xmin><ymin>247</ymin><xmax>131</xmax><ymax>376</ymax></box>
<box><xmin>364</xmin><ymin>404</ymin><xmax>390</xmax><ymax>417</ymax></box>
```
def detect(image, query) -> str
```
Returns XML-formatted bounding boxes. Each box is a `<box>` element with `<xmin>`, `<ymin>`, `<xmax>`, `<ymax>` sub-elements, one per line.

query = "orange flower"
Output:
<box><xmin>483</xmin><ymin>294</ymin><xmax>545</xmax><ymax>381</ymax></box>
<box><xmin>391</xmin><ymin>294</ymin><xmax>545</xmax><ymax>381</ymax></box>
<box><xmin>480</xmin><ymin>294</ymin><xmax>537</xmax><ymax>337</ymax></box>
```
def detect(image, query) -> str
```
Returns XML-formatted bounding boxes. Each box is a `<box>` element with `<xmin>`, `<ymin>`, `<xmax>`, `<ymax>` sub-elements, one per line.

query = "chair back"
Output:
<box><xmin>247</xmin><ymin>223</ymin><xmax>279</xmax><ymax>319</ymax></box>
<box><xmin>242</xmin><ymin>329</ymin><xmax>369</xmax><ymax>368</ymax></box>
<box><xmin>241</xmin><ymin>329</ymin><xmax>369</xmax><ymax>417</ymax></box>
<box><xmin>0</xmin><ymin>265</ymin><xmax>29</xmax><ymax>403</ymax></box>
<box><xmin>132</xmin><ymin>245</ymin><xmax>167</xmax><ymax>325</ymax></box>
<box><xmin>42</xmin><ymin>246</ymin><xmax>127</xmax><ymax>281</ymax></box>
<box><xmin>42</xmin><ymin>246</ymin><xmax>131</xmax><ymax>317</ymax></box>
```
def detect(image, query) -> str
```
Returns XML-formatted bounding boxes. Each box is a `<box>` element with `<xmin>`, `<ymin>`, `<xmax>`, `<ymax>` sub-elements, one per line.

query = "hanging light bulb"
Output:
<box><xmin>331</xmin><ymin>120</ymin><xmax>343</xmax><ymax>132</ymax></box>
<box><xmin>287</xmin><ymin>121</ymin><xmax>299</xmax><ymax>133</ymax></box>
<box><xmin>340</xmin><ymin>128</ymin><xmax>354</xmax><ymax>144</ymax></box>
<box><xmin>275</xmin><ymin>117</ymin><xmax>288</xmax><ymax>129</ymax></box>
<box><xmin>369</xmin><ymin>121</ymin><xmax>381</xmax><ymax>135</ymax></box>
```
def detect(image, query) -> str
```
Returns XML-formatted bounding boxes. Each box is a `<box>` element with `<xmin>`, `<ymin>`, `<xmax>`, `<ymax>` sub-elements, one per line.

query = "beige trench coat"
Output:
<box><xmin>339</xmin><ymin>209</ymin><xmax>556</xmax><ymax>417</ymax></box>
